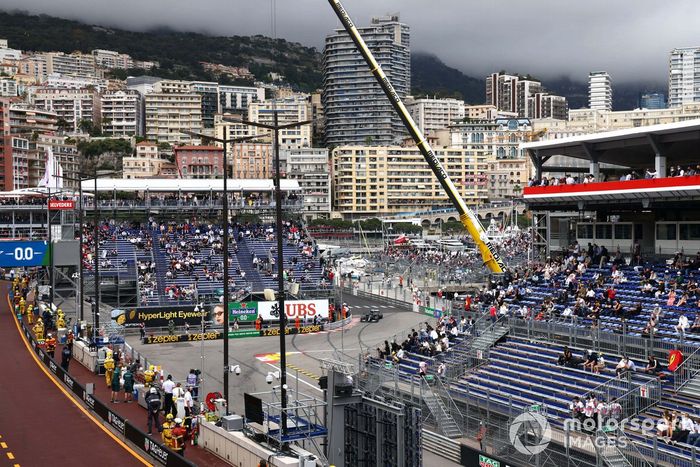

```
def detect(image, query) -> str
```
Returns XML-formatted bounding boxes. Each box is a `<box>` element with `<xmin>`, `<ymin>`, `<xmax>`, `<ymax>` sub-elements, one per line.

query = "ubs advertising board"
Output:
<box><xmin>117</xmin><ymin>306</ymin><xmax>209</xmax><ymax>328</ymax></box>
<box><xmin>229</xmin><ymin>299</ymin><xmax>329</xmax><ymax>321</ymax></box>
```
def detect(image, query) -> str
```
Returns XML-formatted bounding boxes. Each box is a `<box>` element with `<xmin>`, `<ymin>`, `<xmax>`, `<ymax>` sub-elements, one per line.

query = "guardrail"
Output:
<box><xmin>421</xmin><ymin>429</ymin><xmax>461</xmax><ymax>464</ymax></box>
<box><xmin>506</xmin><ymin>316</ymin><xmax>700</xmax><ymax>362</ymax></box>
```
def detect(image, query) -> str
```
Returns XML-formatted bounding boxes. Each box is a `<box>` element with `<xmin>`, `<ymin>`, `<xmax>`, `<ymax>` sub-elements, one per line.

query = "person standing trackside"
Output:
<box><xmin>171</xmin><ymin>418</ymin><xmax>187</xmax><ymax>457</ymax></box>
<box><xmin>145</xmin><ymin>387</ymin><xmax>162</xmax><ymax>435</ymax></box>
<box><xmin>60</xmin><ymin>343</ymin><xmax>72</xmax><ymax>371</ymax></box>
<box><xmin>162</xmin><ymin>374</ymin><xmax>176</xmax><ymax>416</ymax></box>
<box><xmin>110</xmin><ymin>365</ymin><xmax>121</xmax><ymax>403</ymax></box>
<box><xmin>184</xmin><ymin>386</ymin><xmax>194</xmax><ymax>417</ymax></box>
<box><xmin>186</xmin><ymin>369</ymin><xmax>198</xmax><ymax>400</ymax></box>
<box><xmin>122</xmin><ymin>365</ymin><xmax>134</xmax><ymax>403</ymax></box>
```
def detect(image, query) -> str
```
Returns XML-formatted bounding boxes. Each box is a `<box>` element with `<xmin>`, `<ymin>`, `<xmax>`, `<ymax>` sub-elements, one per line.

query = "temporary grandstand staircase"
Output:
<box><xmin>472</xmin><ymin>323</ymin><xmax>510</xmax><ymax>352</ymax></box>
<box><xmin>151</xmin><ymin>234</ymin><xmax>169</xmax><ymax>302</ymax></box>
<box><xmin>236</xmin><ymin>240</ymin><xmax>264</xmax><ymax>291</ymax></box>
<box><xmin>421</xmin><ymin>377</ymin><xmax>463</xmax><ymax>438</ymax></box>
<box><xmin>679</xmin><ymin>376</ymin><xmax>700</xmax><ymax>398</ymax></box>
<box><xmin>596</xmin><ymin>444</ymin><xmax>632</xmax><ymax>467</ymax></box>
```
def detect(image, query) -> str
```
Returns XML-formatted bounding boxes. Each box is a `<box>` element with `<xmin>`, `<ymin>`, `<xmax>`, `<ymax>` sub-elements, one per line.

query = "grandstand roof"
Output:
<box><xmin>521</xmin><ymin>119</ymin><xmax>700</xmax><ymax>169</ymax></box>
<box><xmin>80</xmin><ymin>178</ymin><xmax>301</xmax><ymax>192</ymax></box>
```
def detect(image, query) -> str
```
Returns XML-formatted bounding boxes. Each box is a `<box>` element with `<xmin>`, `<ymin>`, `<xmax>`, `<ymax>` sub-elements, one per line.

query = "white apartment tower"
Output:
<box><xmin>101</xmin><ymin>90</ymin><xmax>142</xmax><ymax>137</ymax></box>
<box><xmin>144</xmin><ymin>80</ymin><xmax>203</xmax><ymax>145</ymax></box>
<box><xmin>406</xmin><ymin>97</ymin><xmax>465</xmax><ymax>134</ymax></box>
<box><xmin>589</xmin><ymin>71</ymin><xmax>612</xmax><ymax>112</ymax></box>
<box><xmin>668</xmin><ymin>47</ymin><xmax>700</xmax><ymax>107</ymax></box>
<box><xmin>323</xmin><ymin>16</ymin><xmax>410</xmax><ymax>146</ymax></box>
<box><xmin>248</xmin><ymin>96</ymin><xmax>312</xmax><ymax>150</ymax></box>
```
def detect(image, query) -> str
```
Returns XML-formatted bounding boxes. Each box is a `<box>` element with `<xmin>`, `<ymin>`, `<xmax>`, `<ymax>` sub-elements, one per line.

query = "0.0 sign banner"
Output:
<box><xmin>0</xmin><ymin>241</ymin><xmax>51</xmax><ymax>267</ymax></box>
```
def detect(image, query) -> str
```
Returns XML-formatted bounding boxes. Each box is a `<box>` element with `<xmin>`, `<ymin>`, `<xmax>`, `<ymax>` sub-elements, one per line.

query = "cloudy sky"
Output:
<box><xmin>4</xmin><ymin>0</ymin><xmax>699</xmax><ymax>83</ymax></box>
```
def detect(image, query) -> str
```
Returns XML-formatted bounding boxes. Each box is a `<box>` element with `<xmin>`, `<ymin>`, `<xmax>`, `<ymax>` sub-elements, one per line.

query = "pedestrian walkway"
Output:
<box><xmin>0</xmin><ymin>283</ymin><xmax>148</xmax><ymax>467</ymax></box>
<box><xmin>7</xmin><ymin>280</ymin><xmax>232</xmax><ymax>467</ymax></box>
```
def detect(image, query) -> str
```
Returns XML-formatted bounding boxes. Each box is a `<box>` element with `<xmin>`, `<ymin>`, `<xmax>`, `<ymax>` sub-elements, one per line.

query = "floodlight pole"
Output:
<box><xmin>222</xmin><ymin>113</ymin><xmax>312</xmax><ymax>444</ymax></box>
<box><xmin>93</xmin><ymin>173</ymin><xmax>100</xmax><ymax>338</ymax></box>
<box><xmin>181</xmin><ymin>130</ymin><xmax>260</xmax><ymax>416</ymax></box>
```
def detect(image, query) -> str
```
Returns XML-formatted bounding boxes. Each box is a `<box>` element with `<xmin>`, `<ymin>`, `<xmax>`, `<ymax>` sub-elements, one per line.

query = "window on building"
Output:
<box><xmin>656</xmin><ymin>223</ymin><xmax>677</xmax><ymax>241</ymax></box>
<box><xmin>680</xmin><ymin>223</ymin><xmax>700</xmax><ymax>241</ymax></box>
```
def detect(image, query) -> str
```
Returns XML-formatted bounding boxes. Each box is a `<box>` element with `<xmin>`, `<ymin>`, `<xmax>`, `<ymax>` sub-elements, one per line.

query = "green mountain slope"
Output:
<box><xmin>411</xmin><ymin>52</ymin><xmax>485</xmax><ymax>104</ymax></box>
<box><xmin>0</xmin><ymin>10</ymin><xmax>322</xmax><ymax>90</ymax></box>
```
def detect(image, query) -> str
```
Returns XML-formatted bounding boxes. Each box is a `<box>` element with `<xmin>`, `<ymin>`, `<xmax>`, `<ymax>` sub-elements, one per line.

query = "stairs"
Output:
<box><xmin>422</xmin><ymin>385</ymin><xmax>462</xmax><ymax>438</ymax></box>
<box><xmin>472</xmin><ymin>324</ymin><xmax>510</xmax><ymax>352</ymax></box>
<box><xmin>236</xmin><ymin>240</ymin><xmax>264</xmax><ymax>291</ymax></box>
<box><xmin>598</xmin><ymin>446</ymin><xmax>631</xmax><ymax>467</ymax></box>
<box><xmin>151</xmin><ymin>233</ymin><xmax>169</xmax><ymax>302</ymax></box>
<box><xmin>678</xmin><ymin>374</ymin><xmax>700</xmax><ymax>398</ymax></box>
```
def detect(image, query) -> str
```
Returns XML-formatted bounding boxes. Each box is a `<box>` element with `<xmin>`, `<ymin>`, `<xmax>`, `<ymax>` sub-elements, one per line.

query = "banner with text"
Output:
<box><xmin>257</xmin><ymin>299</ymin><xmax>329</xmax><ymax>321</ymax></box>
<box><xmin>119</xmin><ymin>306</ymin><xmax>209</xmax><ymax>328</ymax></box>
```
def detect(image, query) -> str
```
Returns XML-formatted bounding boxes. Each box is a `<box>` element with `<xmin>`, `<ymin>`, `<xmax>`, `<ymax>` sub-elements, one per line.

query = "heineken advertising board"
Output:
<box><xmin>228</xmin><ymin>299</ymin><xmax>329</xmax><ymax>321</ymax></box>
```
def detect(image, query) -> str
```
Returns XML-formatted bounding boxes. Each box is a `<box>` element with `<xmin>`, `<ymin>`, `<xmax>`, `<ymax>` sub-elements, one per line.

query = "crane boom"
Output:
<box><xmin>327</xmin><ymin>0</ymin><xmax>505</xmax><ymax>273</ymax></box>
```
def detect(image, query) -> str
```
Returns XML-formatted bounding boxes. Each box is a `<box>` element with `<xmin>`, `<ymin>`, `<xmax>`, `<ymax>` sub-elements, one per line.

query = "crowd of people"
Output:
<box><xmin>529</xmin><ymin>164</ymin><xmax>700</xmax><ymax>188</ymax></box>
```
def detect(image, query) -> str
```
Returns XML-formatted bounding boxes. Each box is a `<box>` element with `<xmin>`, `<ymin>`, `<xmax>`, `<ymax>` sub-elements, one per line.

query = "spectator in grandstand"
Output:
<box><xmin>657</xmin><ymin>411</ymin><xmax>673</xmax><ymax>442</ymax></box>
<box><xmin>676</xmin><ymin>313</ymin><xmax>690</xmax><ymax>336</ymax></box>
<box><xmin>582</xmin><ymin>350</ymin><xmax>598</xmax><ymax>371</ymax></box>
<box><xmin>592</xmin><ymin>354</ymin><xmax>606</xmax><ymax>374</ymax></box>
<box><xmin>644</xmin><ymin>356</ymin><xmax>660</xmax><ymax>376</ymax></box>
<box><xmin>557</xmin><ymin>346</ymin><xmax>575</xmax><ymax>367</ymax></box>
<box><xmin>686</xmin><ymin>418</ymin><xmax>700</xmax><ymax>447</ymax></box>
<box><xmin>615</xmin><ymin>356</ymin><xmax>636</xmax><ymax>377</ymax></box>
<box><xmin>691</xmin><ymin>314</ymin><xmax>700</xmax><ymax>333</ymax></box>
<box><xmin>570</xmin><ymin>396</ymin><xmax>585</xmax><ymax>422</ymax></box>
<box><xmin>418</xmin><ymin>361</ymin><xmax>427</xmax><ymax>377</ymax></box>
<box><xmin>667</xmin><ymin>289</ymin><xmax>677</xmax><ymax>307</ymax></box>
<box><xmin>642</xmin><ymin>308</ymin><xmax>661</xmax><ymax>337</ymax></box>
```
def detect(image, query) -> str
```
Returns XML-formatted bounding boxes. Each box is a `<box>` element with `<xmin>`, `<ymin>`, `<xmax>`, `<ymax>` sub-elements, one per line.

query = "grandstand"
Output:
<box><xmin>357</xmin><ymin>122</ymin><xmax>700</xmax><ymax>466</ymax></box>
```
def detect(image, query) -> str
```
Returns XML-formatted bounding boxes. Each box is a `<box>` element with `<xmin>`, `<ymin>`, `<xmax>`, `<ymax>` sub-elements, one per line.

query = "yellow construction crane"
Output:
<box><xmin>327</xmin><ymin>0</ymin><xmax>505</xmax><ymax>273</ymax></box>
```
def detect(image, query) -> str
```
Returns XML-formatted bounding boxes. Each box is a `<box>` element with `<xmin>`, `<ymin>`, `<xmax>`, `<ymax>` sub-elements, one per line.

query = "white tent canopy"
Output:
<box><xmin>79</xmin><ymin>178</ymin><xmax>301</xmax><ymax>193</ymax></box>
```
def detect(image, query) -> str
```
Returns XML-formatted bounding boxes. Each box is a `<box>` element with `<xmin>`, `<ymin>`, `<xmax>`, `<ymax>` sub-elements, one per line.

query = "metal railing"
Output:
<box><xmin>673</xmin><ymin>345</ymin><xmax>700</xmax><ymax>393</ymax></box>
<box><xmin>596</xmin><ymin>428</ymin><xmax>653</xmax><ymax>467</ymax></box>
<box><xmin>506</xmin><ymin>316</ymin><xmax>700</xmax><ymax>364</ymax></box>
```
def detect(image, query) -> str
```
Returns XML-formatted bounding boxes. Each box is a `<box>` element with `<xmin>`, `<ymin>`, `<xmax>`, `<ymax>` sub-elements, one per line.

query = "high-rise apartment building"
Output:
<box><xmin>248</xmin><ymin>96</ymin><xmax>311</xmax><ymax>150</ymax></box>
<box><xmin>0</xmin><ymin>79</ymin><xmax>17</xmax><ymax>97</ymax></box>
<box><xmin>144</xmin><ymin>92</ymin><xmax>202</xmax><ymax>145</ymax></box>
<box><xmin>101</xmin><ymin>90</ymin><xmax>142</xmax><ymax>137</ymax></box>
<box><xmin>30</xmin><ymin>134</ymin><xmax>79</xmax><ymax>190</ymax></box>
<box><xmin>406</xmin><ymin>97</ymin><xmax>465</xmax><ymax>134</ymax></box>
<box><xmin>485</xmin><ymin>72</ymin><xmax>565</xmax><ymax>119</ymax></box>
<box><xmin>589</xmin><ymin>71</ymin><xmax>613</xmax><ymax>111</ymax></box>
<box><xmin>283</xmin><ymin>148</ymin><xmax>331</xmax><ymax>219</ymax></box>
<box><xmin>32</xmin><ymin>87</ymin><xmax>100</xmax><ymax>132</ymax></box>
<box><xmin>669</xmin><ymin>47</ymin><xmax>700</xmax><ymax>107</ymax></box>
<box><xmin>189</xmin><ymin>81</ymin><xmax>219</xmax><ymax>129</ymax></box>
<box><xmin>323</xmin><ymin>15</ymin><xmax>410</xmax><ymax>146</ymax></box>
<box><xmin>44</xmin><ymin>52</ymin><xmax>97</xmax><ymax>78</ymax></box>
<box><xmin>92</xmin><ymin>49</ymin><xmax>134</xmax><ymax>69</ymax></box>
<box><xmin>332</xmin><ymin>145</ymin><xmax>488</xmax><ymax>218</ymax></box>
<box><xmin>529</xmin><ymin>93</ymin><xmax>569</xmax><ymax>120</ymax></box>
<box><xmin>9</xmin><ymin>104</ymin><xmax>58</xmax><ymax>135</ymax></box>
<box><xmin>218</xmin><ymin>85</ymin><xmax>265</xmax><ymax>114</ymax></box>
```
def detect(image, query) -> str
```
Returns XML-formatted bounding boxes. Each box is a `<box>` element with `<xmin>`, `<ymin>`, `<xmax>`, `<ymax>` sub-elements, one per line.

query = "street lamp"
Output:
<box><xmin>223</xmin><ymin>113</ymin><xmax>312</xmax><ymax>442</ymax></box>
<box><xmin>182</xmin><ymin>130</ymin><xmax>262</xmax><ymax>416</ymax></box>
<box><xmin>66</xmin><ymin>169</ymin><xmax>119</xmax><ymax>340</ymax></box>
